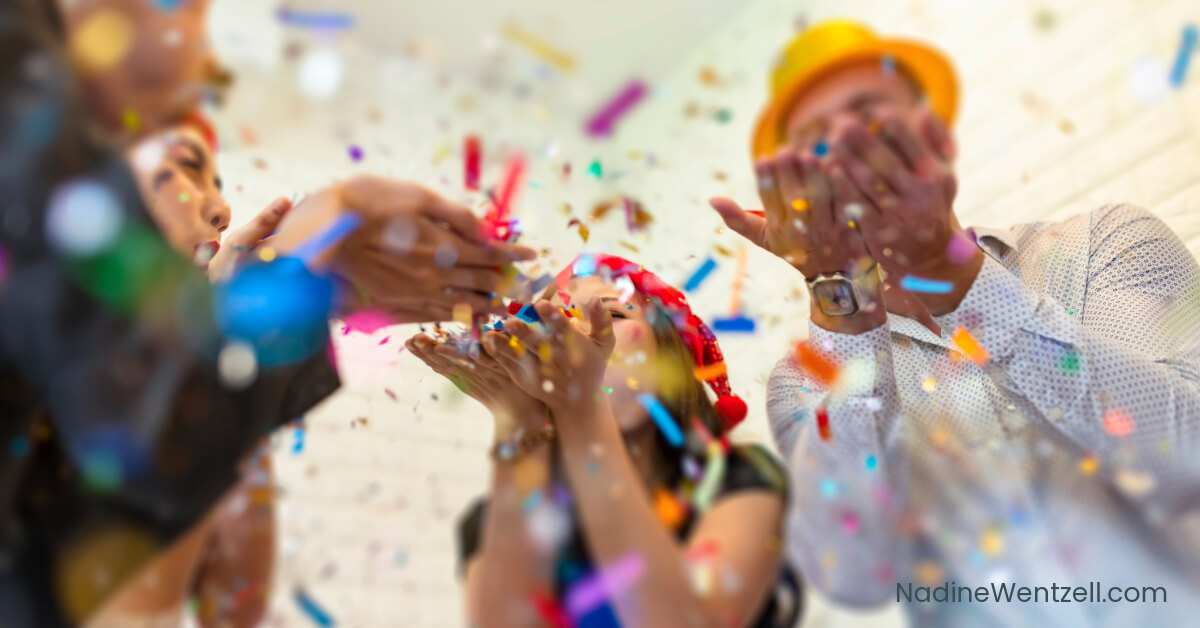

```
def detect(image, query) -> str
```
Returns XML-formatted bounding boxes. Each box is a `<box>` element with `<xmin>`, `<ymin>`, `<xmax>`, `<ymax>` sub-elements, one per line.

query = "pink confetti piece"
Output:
<box><xmin>585</xmin><ymin>80</ymin><xmax>648</xmax><ymax>138</ymax></box>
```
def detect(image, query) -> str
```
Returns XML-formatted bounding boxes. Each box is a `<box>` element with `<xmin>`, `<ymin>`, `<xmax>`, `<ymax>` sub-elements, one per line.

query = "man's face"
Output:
<box><xmin>60</xmin><ymin>0</ymin><xmax>215</xmax><ymax>136</ymax></box>
<box><xmin>782</xmin><ymin>60</ymin><xmax>932</xmax><ymax>153</ymax></box>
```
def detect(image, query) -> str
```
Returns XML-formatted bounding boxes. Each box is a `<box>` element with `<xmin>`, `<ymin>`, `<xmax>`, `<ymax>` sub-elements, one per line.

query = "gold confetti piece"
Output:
<box><xmin>914</xmin><ymin>560</ymin><xmax>943</xmax><ymax>586</ymax></box>
<box><xmin>70</xmin><ymin>10</ymin><xmax>135</xmax><ymax>71</ymax></box>
<box><xmin>921</xmin><ymin>376</ymin><xmax>937</xmax><ymax>393</ymax></box>
<box><xmin>1058</xmin><ymin>118</ymin><xmax>1075</xmax><ymax>134</ymax></box>
<box><xmin>121</xmin><ymin>109</ymin><xmax>140</xmax><ymax>133</ymax></box>
<box><xmin>791</xmin><ymin>198</ymin><xmax>809</xmax><ymax>211</ymax></box>
<box><xmin>654</xmin><ymin>488</ymin><xmax>686</xmax><ymax>530</ymax></box>
<box><xmin>693</xmin><ymin>362</ymin><xmax>728</xmax><ymax>382</ymax></box>
<box><xmin>512</xmin><ymin>456</ymin><xmax>547</xmax><ymax>491</ymax></box>
<box><xmin>950</xmin><ymin>326</ymin><xmax>990</xmax><ymax>366</ymax></box>
<box><xmin>980</xmin><ymin>526</ymin><xmax>1005</xmax><ymax>557</ymax></box>
<box><xmin>452</xmin><ymin>303</ymin><xmax>473</xmax><ymax>326</ymax></box>
<box><xmin>1079</xmin><ymin>453</ymin><xmax>1099</xmax><ymax>475</ymax></box>
<box><xmin>508</xmin><ymin>334</ymin><xmax>525</xmax><ymax>356</ymax></box>
<box><xmin>618</xmin><ymin>241</ymin><xmax>640</xmax><ymax>253</ymax></box>
<box><xmin>503</xmin><ymin>23</ymin><xmax>577</xmax><ymax>72</ymax></box>
<box><xmin>432</xmin><ymin>143</ymin><xmax>452</xmax><ymax>164</ymax></box>
<box><xmin>625</xmin><ymin>376</ymin><xmax>639</xmax><ymax>390</ymax></box>
<box><xmin>258</xmin><ymin>247</ymin><xmax>277</xmax><ymax>262</ymax></box>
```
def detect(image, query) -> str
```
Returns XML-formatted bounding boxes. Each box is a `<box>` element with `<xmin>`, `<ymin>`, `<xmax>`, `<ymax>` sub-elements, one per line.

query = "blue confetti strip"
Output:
<box><xmin>900</xmin><ymin>275</ymin><xmax>954</xmax><ymax>294</ymax></box>
<box><xmin>277</xmin><ymin>9</ymin><xmax>356</xmax><ymax>30</ymax></box>
<box><xmin>711</xmin><ymin>315</ymin><xmax>756</xmax><ymax>332</ymax></box>
<box><xmin>683</xmin><ymin>257</ymin><xmax>717</xmax><ymax>292</ymax></box>
<box><xmin>638</xmin><ymin>394</ymin><xmax>684</xmax><ymax>447</ymax></box>
<box><xmin>289</xmin><ymin>213</ymin><xmax>363</xmax><ymax>264</ymax></box>
<box><xmin>292</xmin><ymin>427</ymin><xmax>306</xmax><ymax>454</ymax></box>
<box><xmin>1171</xmin><ymin>24</ymin><xmax>1198</xmax><ymax>88</ymax></box>
<box><xmin>294</xmin><ymin>588</ymin><xmax>336</xmax><ymax>627</ymax></box>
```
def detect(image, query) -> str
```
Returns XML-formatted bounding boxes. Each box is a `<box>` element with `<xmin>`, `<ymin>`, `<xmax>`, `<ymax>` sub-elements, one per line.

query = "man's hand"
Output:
<box><xmin>828</xmin><ymin>108</ymin><xmax>982</xmax><ymax>316</ymax></box>
<box><xmin>711</xmin><ymin>149</ymin><xmax>886</xmax><ymax>334</ymax></box>
<box><xmin>272</xmin><ymin>176</ymin><xmax>537</xmax><ymax>323</ymax></box>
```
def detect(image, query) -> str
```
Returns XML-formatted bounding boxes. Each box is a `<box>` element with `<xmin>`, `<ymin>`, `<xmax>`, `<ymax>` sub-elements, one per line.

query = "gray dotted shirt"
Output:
<box><xmin>767</xmin><ymin>205</ymin><xmax>1200</xmax><ymax>627</ymax></box>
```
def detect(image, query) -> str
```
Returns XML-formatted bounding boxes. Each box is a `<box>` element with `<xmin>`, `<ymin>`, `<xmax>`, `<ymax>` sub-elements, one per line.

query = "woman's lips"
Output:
<box><xmin>193</xmin><ymin>240</ymin><xmax>220</xmax><ymax>268</ymax></box>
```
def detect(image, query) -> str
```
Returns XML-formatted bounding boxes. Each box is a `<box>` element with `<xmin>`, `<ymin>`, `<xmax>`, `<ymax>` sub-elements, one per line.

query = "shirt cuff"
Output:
<box><xmin>935</xmin><ymin>255</ymin><xmax>1040</xmax><ymax>362</ymax></box>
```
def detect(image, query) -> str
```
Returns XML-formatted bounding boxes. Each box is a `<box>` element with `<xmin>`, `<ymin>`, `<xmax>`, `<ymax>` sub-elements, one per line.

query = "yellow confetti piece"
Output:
<box><xmin>693</xmin><ymin>362</ymin><xmax>728</xmax><ymax>382</ymax></box>
<box><xmin>122</xmin><ymin>109</ymin><xmax>141</xmax><ymax>133</ymax></box>
<box><xmin>980</xmin><ymin>526</ymin><xmax>1005</xmax><ymax>557</ymax></box>
<box><xmin>509</xmin><ymin>334</ymin><xmax>525</xmax><ymax>356</ymax></box>
<box><xmin>69</xmin><ymin>10</ymin><xmax>135</xmax><ymax>71</ymax></box>
<box><xmin>921</xmin><ymin>376</ymin><xmax>937</xmax><ymax>393</ymax></box>
<box><xmin>452</xmin><ymin>303</ymin><xmax>473</xmax><ymax>326</ymax></box>
<box><xmin>625</xmin><ymin>376</ymin><xmax>639</xmax><ymax>390</ymax></box>
<box><xmin>950</xmin><ymin>326</ymin><xmax>990</xmax><ymax>366</ymax></box>
<box><xmin>1079</xmin><ymin>453</ymin><xmax>1099</xmax><ymax>475</ymax></box>
<box><xmin>512</xmin><ymin>456</ymin><xmax>547</xmax><ymax>492</ymax></box>
<box><xmin>914</xmin><ymin>560</ymin><xmax>943</xmax><ymax>586</ymax></box>
<box><xmin>791</xmin><ymin>198</ymin><xmax>809</xmax><ymax>211</ymax></box>
<box><xmin>258</xmin><ymin>247</ymin><xmax>277</xmax><ymax>262</ymax></box>
<box><xmin>503</xmin><ymin>23</ymin><xmax>577</xmax><ymax>72</ymax></box>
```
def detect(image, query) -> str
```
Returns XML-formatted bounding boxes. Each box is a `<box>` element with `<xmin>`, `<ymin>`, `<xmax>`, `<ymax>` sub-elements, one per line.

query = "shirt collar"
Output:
<box><xmin>971</xmin><ymin>226</ymin><xmax>1019</xmax><ymax>259</ymax></box>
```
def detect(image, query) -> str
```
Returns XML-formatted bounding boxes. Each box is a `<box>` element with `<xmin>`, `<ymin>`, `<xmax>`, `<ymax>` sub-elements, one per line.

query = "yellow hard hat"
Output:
<box><xmin>752</xmin><ymin>20</ymin><xmax>959</xmax><ymax>157</ymax></box>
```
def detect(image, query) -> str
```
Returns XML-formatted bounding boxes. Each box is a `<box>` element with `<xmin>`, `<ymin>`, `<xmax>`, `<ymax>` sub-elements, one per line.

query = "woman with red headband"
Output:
<box><xmin>408</xmin><ymin>255</ymin><xmax>801</xmax><ymax>628</ymax></box>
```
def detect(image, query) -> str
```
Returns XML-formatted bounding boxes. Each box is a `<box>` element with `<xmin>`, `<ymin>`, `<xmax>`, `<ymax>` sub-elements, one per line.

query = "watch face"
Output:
<box><xmin>812</xmin><ymin>277</ymin><xmax>859</xmax><ymax>316</ymax></box>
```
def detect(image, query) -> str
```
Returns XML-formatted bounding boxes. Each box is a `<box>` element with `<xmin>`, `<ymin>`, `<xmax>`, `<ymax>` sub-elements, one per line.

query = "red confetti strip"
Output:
<box><xmin>530</xmin><ymin>592</ymin><xmax>573</xmax><ymax>628</ymax></box>
<box><xmin>464</xmin><ymin>135</ymin><xmax>481</xmax><ymax>191</ymax></box>
<box><xmin>491</xmin><ymin>155</ymin><xmax>525</xmax><ymax>225</ymax></box>
<box><xmin>816</xmin><ymin>406</ymin><xmax>831</xmax><ymax>441</ymax></box>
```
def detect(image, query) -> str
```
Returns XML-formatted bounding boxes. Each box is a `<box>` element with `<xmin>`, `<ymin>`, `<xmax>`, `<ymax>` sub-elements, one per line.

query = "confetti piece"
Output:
<box><xmin>289</xmin><ymin>213</ymin><xmax>363</xmax><ymax>263</ymax></box>
<box><xmin>566</xmin><ymin>553</ymin><xmax>646</xmax><ymax>620</ymax></box>
<box><xmin>693</xmin><ymin>362</ymin><xmax>728</xmax><ymax>382</ymax></box>
<box><xmin>1102</xmin><ymin>407</ymin><xmax>1135</xmax><ymax>437</ymax></box>
<box><xmin>900</xmin><ymin>275</ymin><xmax>954</xmax><ymax>294</ymax></box>
<box><xmin>950</xmin><ymin>326</ymin><xmax>989</xmax><ymax>366</ymax></box>
<box><xmin>587</xmin><ymin>159</ymin><xmax>604</xmax><ymax>179</ymax></box>
<box><xmin>980</xmin><ymin>527</ymin><xmax>1005</xmax><ymax>558</ymax></box>
<box><xmin>504</xmin><ymin>23</ymin><xmax>577</xmax><ymax>73</ymax></box>
<box><xmin>794</xmin><ymin>341</ymin><xmax>838</xmax><ymax>387</ymax></box>
<box><xmin>69</xmin><ymin>10</ymin><xmax>134</xmax><ymax>71</ymax></box>
<box><xmin>530</xmin><ymin>592</ymin><xmax>572</xmax><ymax>628</ymax></box>
<box><xmin>1170</xmin><ymin>24</ymin><xmax>1198</xmax><ymax>88</ymax></box>
<box><xmin>487</xmin><ymin>155</ymin><xmax>526</xmax><ymax>240</ymax></box>
<box><xmin>292</xmin><ymin>427</ymin><xmax>305</xmax><ymax>454</ymax></box>
<box><xmin>347</xmin><ymin>145</ymin><xmax>363</xmax><ymax>162</ymax></box>
<box><xmin>277</xmin><ymin>8</ymin><xmax>356</xmax><ymax>30</ymax></box>
<box><xmin>729</xmin><ymin>245</ymin><xmax>748</xmax><ymax>315</ymax></box>
<box><xmin>711</xmin><ymin>316</ymin><xmax>755</xmax><ymax>332</ymax></box>
<box><xmin>683</xmin><ymin>257</ymin><xmax>717</xmax><ymax>292</ymax></box>
<box><xmin>693</xmin><ymin>443</ymin><xmax>727</xmax><ymax>512</ymax></box>
<box><xmin>586</xmin><ymin>80</ymin><xmax>648</xmax><ymax>138</ymax></box>
<box><xmin>297</xmin><ymin>48</ymin><xmax>345</xmax><ymax>101</ymax></box>
<box><xmin>814</xmin><ymin>141</ymin><xmax>829</xmax><ymax>157</ymax></box>
<box><xmin>464</xmin><ymin>135</ymin><xmax>481</xmax><ymax>191</ymax></box>
<box><xmin>639</xmin><ymin>394</ymin><xmax>684</xmax><ymax>447</ymax></box>
<box><xmin>791</xmin><ymin>198</ymin><xmax>809</xmax><ymax>211</ymax></box>
<box><xmin>294</xmin><ymin>588</ymin><xmax>335</xmax><ymax>627</ymax></box>
<box><xmin>816</xmin><ymin>406</ymin><xmax>831</xmax><ymax>441</ymax></box>
<box><xmin>841</xmin><ymin>512</ymin><xmax>859</xmax><ymax>535</ymax></box>
<box><xmin>1079</xmin><ymin>453</ymin><xmax>1099</xmax><ymax>475</ymax></box>
<box><xmin>921</xmin><ymin>377</ymin><xmax>937</xmax><ymax>393</ymax></box>
<box><xmin>654</xmin><ymin>487</ymin><xmax>687</xmax><ymax>529</ymax></box>
<box><xmin>714</xmin><ymin>108</ymin><xmax>733</xmax><ymax>124</ymax></box>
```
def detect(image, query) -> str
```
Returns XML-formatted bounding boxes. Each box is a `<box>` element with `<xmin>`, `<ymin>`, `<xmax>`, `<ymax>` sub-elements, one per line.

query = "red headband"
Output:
<box><xmin>555</xmin><ymin>254</ymin><xmax>748</xmax><ymax>431</ymax></box>
<box><xmin>180</xmin><ymin>111</ymin><xmax>218</xmax><ymax>153</ymax></box>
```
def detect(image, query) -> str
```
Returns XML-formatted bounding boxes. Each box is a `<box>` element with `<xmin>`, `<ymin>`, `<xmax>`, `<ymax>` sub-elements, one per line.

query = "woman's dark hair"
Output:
<box><xmin>642</xmin><ymin>303</ymin><xmax>725</xmax><ymax>487</ymax></box>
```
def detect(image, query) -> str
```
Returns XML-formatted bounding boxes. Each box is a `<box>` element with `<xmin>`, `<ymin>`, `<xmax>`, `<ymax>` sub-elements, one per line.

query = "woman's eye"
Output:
<box><xmin>608</xmin><ymin>309</ymin><xmax>628</xmax><ymax>319</ymax></box>
<box><xmin>177</xmin><ymin>159</ymin><xmax>203</xmax><ymax>173</ymax></box>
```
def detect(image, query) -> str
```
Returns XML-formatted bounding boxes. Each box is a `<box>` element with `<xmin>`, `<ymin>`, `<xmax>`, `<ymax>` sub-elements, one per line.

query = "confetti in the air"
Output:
<box><xmin>900</xmin><ymin>275</ymin><xmax>954</xmax><ymax>294</ymax></box>
<box><xmin>950</xmin><ymin>327</ymin><xmax>989</xmax><ymax>366</ymax></box>
<box><xmin>639</xmin><ymin>394</ymin><xmax>684</xmax><ymax>447</ymax></box>
<box><xmin>683</xmin><ymin>257</ymin><xmax>717</xmax><ymax>292</ymax></box>
<box><xmin>586</xmin><ymin>80</ymin><xmax>648</xmax><ymax>138</ymax></box>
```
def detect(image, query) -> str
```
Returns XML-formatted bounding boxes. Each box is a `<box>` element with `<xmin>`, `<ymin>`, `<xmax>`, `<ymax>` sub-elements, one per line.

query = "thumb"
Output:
<box><xmin>919</xmin><ymin>109</ymin><xmax>956</xmax><ymax>162</ymax></box>
<box><xmin>709</xmin><ymin>197</ymin><xmax>768</xmax><ymax>248</ymax></box>
<box><xmin>226</xmin><ymin>197</ymin><xmax>293</xmax><ymax>249</ymax></box>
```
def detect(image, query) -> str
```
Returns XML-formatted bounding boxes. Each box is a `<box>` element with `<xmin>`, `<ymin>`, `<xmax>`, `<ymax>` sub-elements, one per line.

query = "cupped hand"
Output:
<box><xmin>709</xmin><ymin>148</ymin><xmax>873</xmax><ymax>280</ymax></box>
<box><xmin>406</xmin><ymin>333</ymin><xmax>547</xmax><ymax>436</ymax></box>
<box><xmin>482</xmin><ymin>299</ymin><xmax>615</xmax><ymax>413</ymax></box>
<box><xmin>272</xmin><ymin>175</ymin><xmax>538</xmax><ymax>323</ymax></box>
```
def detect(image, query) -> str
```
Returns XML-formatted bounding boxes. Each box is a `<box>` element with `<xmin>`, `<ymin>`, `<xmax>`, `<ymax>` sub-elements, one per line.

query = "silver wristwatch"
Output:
<box><xmin>806</xmin><ymin>263</ymin><xmax>880</xmax><ymax>317</ymax></box>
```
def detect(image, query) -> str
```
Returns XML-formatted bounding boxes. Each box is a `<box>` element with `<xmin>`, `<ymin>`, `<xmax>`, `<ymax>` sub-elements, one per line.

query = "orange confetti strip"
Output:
<box><xmin>795</xmin><ymin>341</ymin><xmax>839</xmax><ymax>387</ymax></box>
<box><xmin>654</xmin><ymin>487</ymin><xmax>687</xmax><ymax>530</ymax></box>
<box><xmin>950</xmin><ymin>326</ymin><xmax>990</xmax><ymax>366</ymax></box>
<box><xmin>729</xmin><ymin>245</ymin><xmax>748</xmax><ymax>315</ymax></box>
<box><xmin>693</xmin><ymin>362</ymin><xmax>728</xmax><ymax>382</ymax></box>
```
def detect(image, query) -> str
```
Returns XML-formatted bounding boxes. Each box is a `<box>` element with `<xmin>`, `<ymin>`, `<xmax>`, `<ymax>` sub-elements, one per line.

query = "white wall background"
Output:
<box><xmin>203</xmin><ymin>0</ymin><xmax>1200</xmax><ymax>626</ymax></box>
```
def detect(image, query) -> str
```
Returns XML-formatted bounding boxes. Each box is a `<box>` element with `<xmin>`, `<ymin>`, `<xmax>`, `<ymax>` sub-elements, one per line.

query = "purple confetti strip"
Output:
<box><xmin>565</xmin><ymin>553</ymin><xmax>646</xmax><ymax>620</ymax></box>
<box><xmin>585</xmin><ymin>80</ymin><xmax>648</xmax><ymax>138</ymax></box>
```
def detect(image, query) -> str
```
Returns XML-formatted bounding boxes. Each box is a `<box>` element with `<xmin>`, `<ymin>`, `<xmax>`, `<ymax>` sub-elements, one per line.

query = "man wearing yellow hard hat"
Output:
<box><xmin>714</xmin><ymin>20</ymin><xmax>1200</xmax><ymax>627</ymax></box>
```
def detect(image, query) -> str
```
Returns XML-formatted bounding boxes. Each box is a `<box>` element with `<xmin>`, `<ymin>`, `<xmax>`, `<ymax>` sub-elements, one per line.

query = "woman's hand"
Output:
<box><xmin>272</xmin><ymin>175</ymin><xmax>537</xmax><ymax>323</ymax></box>
<box><xmin>484</xmin><ymin>299</ymin><xmax>615</xmax><ymax>413</ymax></box>
<box><xmin>406</xmin><ymin>333</ymin><xmax>546</xmax><ymax>438</ymax></box>
<box><xmin>208</xmin><ymin>196</ymin><xmax>292</xmax><ymax>282</ymax></box>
